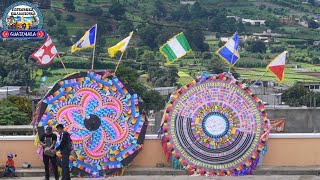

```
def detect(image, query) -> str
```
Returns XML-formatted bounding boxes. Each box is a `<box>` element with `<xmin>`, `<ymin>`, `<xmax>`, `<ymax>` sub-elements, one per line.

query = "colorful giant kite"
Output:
<box><xmin>33</xmin><ymin>71</ymin><xmax>147</xmax><ymax>177</ymax></box>
<box><xmin>160</xmin><ymin>73</ymin><xmax>270</xmax><ymax>176</ymax></box>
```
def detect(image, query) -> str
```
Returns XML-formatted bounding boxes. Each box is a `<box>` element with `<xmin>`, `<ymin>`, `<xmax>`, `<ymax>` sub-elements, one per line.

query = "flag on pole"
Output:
<box><xmin>160</xmin><ymin>32</ymin><xmax>191</xmax><ymax>63</ymax></box>
<box><xmin>108</xmin><ymin>32</ymin><xmax>133</xmax><ymax>58</ymax></box>
<box><xmin>32</xmin><ymin>35</ymin><xmax>58</xmax><ymax>65</ymax></box>
<box><xmin>71</xmin><ymin>24</ymin><xmax>97</xmax><ymax>53</ymax></box>
<box><xmin>266</xmin><ymin>51</ymin><xmax>288</xmax><ymax>82</ymax></box>
<box><xmin>216</xmin><ymin>32</ymin><xmax>240</xmax><ymax>66</ymax></box>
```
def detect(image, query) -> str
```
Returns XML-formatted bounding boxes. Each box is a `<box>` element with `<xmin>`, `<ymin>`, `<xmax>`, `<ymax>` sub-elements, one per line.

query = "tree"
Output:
<box><xmin>63</xmin><ymin>0</ymin><xmax>75</xmax><ymax>11</ymax></box>
<box><xmin>172</xmin><ymin>5</ymin><xmax>191</xmax><ymax>21</ymax></box>
<box><xmin>47</xmin><ymin>17</ymin><xmax>56</xmax><ymax>27</ymax></box>
<box><xmin>205</xmin><ymin>57</ymin><xmax>228</xmax><ymax>74</ymax></box>
<box><xmin>190</xmin><ymin>2</ymin><xmax>206</xmax><ymax>19</ymax></box>
<box><xmin>308</xmin><ymin>0</ymin><xmax>315</xmax><ymax>5</ymax></box>
<box><xmin>308</xmin><ymin>20</ymin><xmax>319</xmax><ymax>29</ymax></box>
<box><xmin>245</xmin><ymin>40</ymin><xmax>267</xmax><ymax>53</ymax></box>
<box><xmin>109</xmin><ymin>1</ymin><xmax>126</xmax><ymax>20</ymax></box>
<box><xmin>38</xmin><ymin>0</ymin><xmax>51</xmax><ymax>9</ymax></box>
<box><xmin>185</xmin><ymin>23</ymin><xmax>209</xmax><ymax>52</ymax></box>
<box><xmin>282</xmin><ymin>84</ymin><xmax>311</xmax><ymax>107</ymax></box>
<box><xmin>53</xmin><ymin>9</ymin><xmax>62</xmax><ymax>20</ymax></box>
<box><xmin>0</xmin><ymin>57</ymin><xmax>31</xmax><ymax>86</ymax></box>
<box><xmin>65</xmin><ymin>14</ymin><xmax>76</xmax><ymax>22</ymax></box>
<box><xmin>138</xmin><ymin>25</ymin><xmax>159</xmax><ymax>49</ymax></box>
<box><xmin>154</xmin><ymin>0</ymin><xmax>166</xmax><ymax>19</ymax></box>
<box><xmin>114</xmin><ymin>66</ymin><xmax>165</xmax><ymax>111</ymax></box>
<box><xmin>265</xmin><ymin>18</ymin><xmax>281</xmax><ymax>30</ymax></box>
<box><xmin>118</xmin><ymin>20</ymin><xmax>134</xmax><ymax>37</ymax></box>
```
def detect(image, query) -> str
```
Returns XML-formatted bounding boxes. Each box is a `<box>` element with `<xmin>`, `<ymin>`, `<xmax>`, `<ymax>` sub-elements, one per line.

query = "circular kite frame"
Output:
<box><xmin>161</xmin><ymin>73</ymin><xmax>270</xmax><ymax>176</ymax></box>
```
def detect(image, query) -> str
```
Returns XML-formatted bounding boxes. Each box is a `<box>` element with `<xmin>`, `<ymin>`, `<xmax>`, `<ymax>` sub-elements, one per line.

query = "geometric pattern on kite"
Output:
<box><xmin>33</xmin><ymin>71</ymin><xmax>148</xmax><ymax>177</ymax></box>
<box><xmin>161</xmin><ymin>73</ymin><xmax>270</xmax><ymax>176</ymax></box>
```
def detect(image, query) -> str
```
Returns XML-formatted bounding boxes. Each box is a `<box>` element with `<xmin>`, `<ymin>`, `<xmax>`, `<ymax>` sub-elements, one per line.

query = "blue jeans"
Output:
<box><xmin>4</xmin><ymin>167</ymin><xmax>15</xmax><ymax>176</ymax></box>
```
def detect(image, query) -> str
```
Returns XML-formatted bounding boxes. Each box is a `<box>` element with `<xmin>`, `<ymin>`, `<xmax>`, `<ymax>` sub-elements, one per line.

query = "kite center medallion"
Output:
<box><xmin>203</xmin><ymin>112</ymin><xmax>229</xmax><ymax>138</ymax></box>
<box><xmin>84</xmin><ymin>114</ymin><xmax>101</xmax><ymax>131</ymax></box>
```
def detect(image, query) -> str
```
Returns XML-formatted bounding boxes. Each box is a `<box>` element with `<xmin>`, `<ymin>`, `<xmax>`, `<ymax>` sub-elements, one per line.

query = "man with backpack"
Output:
<box><xmin>40</xmin><ymin>126</ymin><xmax>59</xmax><ymax>180</ymax></box>
<box><xmin>56</xmin><ymin>124</ymin><xmax>72</xmax><ymax>180</ymax></box>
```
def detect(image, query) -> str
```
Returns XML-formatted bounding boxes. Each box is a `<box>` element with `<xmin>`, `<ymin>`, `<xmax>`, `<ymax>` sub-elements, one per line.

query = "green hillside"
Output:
<box><xmin>1</xmin><ymin>0</ymin><xmax>320</xmax><ymax>90</ymax></box>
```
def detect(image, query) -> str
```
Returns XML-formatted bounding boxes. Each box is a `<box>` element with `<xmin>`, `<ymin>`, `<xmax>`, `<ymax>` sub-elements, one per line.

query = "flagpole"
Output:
<box><xmin>250</xmin><ymin>71</ymin><xmax>268</xmax><ymax>88</ymax></box>
<box><xmin>228</xmin><ymin>32</ymin><xmax>237</xmax><ymax>74</ymax></box>
<box><xmin>91</xmin><ymin>24</ymin><xmax>98</xmax><ymax>70</ymax></box>
<box><xmin>114</xmin><ymin>52</ymin><xmax>125</xmax><ymax>75</ymax></box>
<box><xmin>57</xmin><ymin>54</ymin><xmax>67</xmax><ymax>73</ymax></box>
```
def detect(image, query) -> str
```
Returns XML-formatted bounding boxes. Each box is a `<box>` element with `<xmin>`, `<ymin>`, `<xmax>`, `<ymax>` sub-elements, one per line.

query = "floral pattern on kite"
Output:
<box><xmin>160</xmin><ymin>72</ymin><xmax>270</xmax><ymax>176</ymax></box>
<box><xmin>35</xmin><ymin>71</ymin><xmax>147</xmax><ymax>176</ymax></box>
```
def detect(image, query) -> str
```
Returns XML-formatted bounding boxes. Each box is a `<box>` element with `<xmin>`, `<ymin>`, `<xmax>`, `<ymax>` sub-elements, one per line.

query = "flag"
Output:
<box><xmin>160</xmin><ymin>32</ymin><xmax>191</xmax><ymax>63</ymax></box>
<box><xmin>216</xmin><ymin>32</ymin><xmax>240</xmax><ymax>66</ymax></box>
<box><xmin>108</xmin><ymin>32</ymin><xmax>133</xmax><ymax>58</ymax></box>
<box><xmin>32</xmin><ymin>35</ymin><xmax>58</xmax><ymax>65</ymax></box>
<box><xmin>266</xmin><ymin>51</ymin><xmax>288</xmax><ymax>82</ymax></box>
<box><xmin>71</xmin><ymin>24</ymin><xmax>97</xmax><ymax>53</ymax></box>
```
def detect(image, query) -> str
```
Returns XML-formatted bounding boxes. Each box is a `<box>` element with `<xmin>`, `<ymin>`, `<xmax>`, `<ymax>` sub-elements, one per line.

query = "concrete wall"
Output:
<box><xmin>1</xmin><ymin>134</ymin><xmax>320</xmax><ymax>168</ymax></box>
<box><xmin>266</xmin><ymin>108</ymin><xmax>320</xmax><ymax>133</ymax></box>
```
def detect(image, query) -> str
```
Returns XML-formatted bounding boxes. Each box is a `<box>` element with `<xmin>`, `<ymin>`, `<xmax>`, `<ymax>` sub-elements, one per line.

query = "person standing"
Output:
<box><xmin>56</xmin><ymin>124</ymin><xmax>72</xmax><ymax>180</ymax></box>
<box><xmin>40</xmin><ymin>126</ymin><xmax>59</xmax><ymax>180</ymax></box>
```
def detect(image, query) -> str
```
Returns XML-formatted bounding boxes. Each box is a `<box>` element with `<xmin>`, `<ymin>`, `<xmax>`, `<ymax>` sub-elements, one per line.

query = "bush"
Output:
<box><xmin>83</xmin><ymin>6</ymin><xmax>103</xmax><ymax>16</ymax></box>
<box><xmin>0</xmin><ymin>96</ymin><xmax>32</xmax><ymax>125</ymax></box>
<box><xmin>65</xmin><ymin>14</ymin><xmax>76</xmax><ymax>22</ymax></box>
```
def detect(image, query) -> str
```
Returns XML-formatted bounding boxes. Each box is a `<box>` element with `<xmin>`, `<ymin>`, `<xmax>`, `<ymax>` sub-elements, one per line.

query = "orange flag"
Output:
<box><xmin>266</xmin><ymin>51</ymin><xmax>288</xmax><ymax>82</ymax></box>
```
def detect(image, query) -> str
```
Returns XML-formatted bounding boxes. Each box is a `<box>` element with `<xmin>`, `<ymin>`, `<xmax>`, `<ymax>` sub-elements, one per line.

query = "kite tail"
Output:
<box><xmin>171</xmin><ymin>156</ymin><xmax>183</xmax><ymax>169</ymax></box>
<box><xmin>234</xmin><ymin>155</ymin><xmax>260</xmax><ymax>176</ymax></box>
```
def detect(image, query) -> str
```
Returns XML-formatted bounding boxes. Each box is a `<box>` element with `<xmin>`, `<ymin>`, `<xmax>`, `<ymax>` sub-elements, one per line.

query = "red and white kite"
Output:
<box><xmin>32</xmin><ymin>35</ymin><xmax>58</xmax><ymax>65</ymax></box>
<box><xmin>266</xmin><ymin>51</ymin><xmax>288</xmax><ymax>82</ymax></box>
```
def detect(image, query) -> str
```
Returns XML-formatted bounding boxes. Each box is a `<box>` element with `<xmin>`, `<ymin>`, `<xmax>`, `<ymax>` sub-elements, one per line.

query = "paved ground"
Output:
<box><xmin>3</xmin><ymin>176</ymin><xmax>320</xmax><ymax>180</ymax></box>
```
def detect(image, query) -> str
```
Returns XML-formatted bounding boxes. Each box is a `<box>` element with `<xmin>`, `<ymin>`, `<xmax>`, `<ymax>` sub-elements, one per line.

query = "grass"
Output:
<box><xmin>178</xmin><ymin>71</ymin><xmax>194</xmax><ymax>85</ymax></box>
<box><xmin>238</xmin><ymin>65</ymin><xmax>319</xmax><ymax>85</ymax></box>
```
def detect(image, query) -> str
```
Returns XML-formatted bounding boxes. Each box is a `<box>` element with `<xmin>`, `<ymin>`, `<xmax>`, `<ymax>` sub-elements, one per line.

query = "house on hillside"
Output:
<box><xmin>242</xmin><ymin>18</ymin><xmax>265</xmax><ymax>26</ymax></box>
<box><xmin>180</xmin><ymin>0</ymin><xmax>196</xmax><ymax>5</ymax></box>
<box><xmin>298</xmin><ymin>82</ymin><xmax>320</xmax><ymax>92</ymax></box>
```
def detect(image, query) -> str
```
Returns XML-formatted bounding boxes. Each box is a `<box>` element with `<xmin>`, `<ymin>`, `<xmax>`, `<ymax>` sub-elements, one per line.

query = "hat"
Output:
<box><xmin>7</xmin><ymin>153</ymin><xmax>13</xmax><ymax>158</ymax></box>
<box><xmin>45</xmin><ymin>126</ymin><xmax>52</xmax><ymax>132</ymax></box>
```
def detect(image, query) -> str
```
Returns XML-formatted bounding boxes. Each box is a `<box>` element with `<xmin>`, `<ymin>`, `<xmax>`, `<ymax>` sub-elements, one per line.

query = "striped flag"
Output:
<box><xmin>108</xmin><ymin>32</ymin><xmax>133</xmax><ymax>58</ymax></box>
<box><xmin>267</xmin><ymin>51</ymin><xmax>288</xmax><ymax>82</ymax></box>
<box><xmin>71</xmin><ymin>24</ymin><xmax>97</xmax><ymax>53</ymax></box>
<box><xmin>160</xmin><ymin>32</ymin><xmax>191</xmax><ymax>63</ymax></box>
<box><xmin>216</xmin><ymin>32</ymin><xmax>240</xmax><ymax>66</ymax></box>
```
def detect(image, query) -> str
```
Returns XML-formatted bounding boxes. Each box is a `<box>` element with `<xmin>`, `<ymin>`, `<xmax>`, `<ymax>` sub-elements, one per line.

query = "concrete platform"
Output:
<box><xmin>2</xmin><ymin>175</ymin><xmax>320</xmax><ymax>180</ymax></box>
<box><xmin>11</xmin><ymin>166</ymin><xmax>320</xmax><ymax>177</ymax></box>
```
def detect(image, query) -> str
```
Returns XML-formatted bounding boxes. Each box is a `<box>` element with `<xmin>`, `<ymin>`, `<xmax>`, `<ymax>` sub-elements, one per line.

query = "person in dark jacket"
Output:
<box><xmin>40</xmin><ymin>126</ymin><xmax>59</xmax><ymax>180</ymax></box>
<box><xmin>56</xmin><ymin>124</ymin><xmax>72</xmax><ymax>180</ymax></box>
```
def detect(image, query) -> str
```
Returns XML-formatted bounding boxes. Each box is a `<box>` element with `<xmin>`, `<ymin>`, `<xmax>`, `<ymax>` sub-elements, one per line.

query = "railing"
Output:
<box><xmin>0</xmin><ymin>125</ymin><xmax>35</xmax><ymax>135</ymax></box>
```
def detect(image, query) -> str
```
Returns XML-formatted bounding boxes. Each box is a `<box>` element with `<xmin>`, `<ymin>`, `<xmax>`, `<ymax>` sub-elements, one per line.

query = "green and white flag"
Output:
<box><xmin>160</xmin><ymin>32</ymin><xmax>191</xmax><ymax>63</ymax></box>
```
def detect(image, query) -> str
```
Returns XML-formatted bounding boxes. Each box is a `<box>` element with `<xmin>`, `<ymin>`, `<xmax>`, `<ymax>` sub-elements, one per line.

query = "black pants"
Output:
<box><xmin>61</xmin><ymin>151</ymin><xmax>71</xmax><ymax>180</ymax></box>
<box><xmin>43</xmin><ymin>154</ymin><xmax>59</xmax><ymax>180</ymax></box>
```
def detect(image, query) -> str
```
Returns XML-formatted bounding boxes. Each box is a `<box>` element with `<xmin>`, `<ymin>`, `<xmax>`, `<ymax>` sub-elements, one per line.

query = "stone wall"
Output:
<box><xmin>266</xmin><ymin>108</ymin><xmax>320</xmax><ymax>133</ymax></box>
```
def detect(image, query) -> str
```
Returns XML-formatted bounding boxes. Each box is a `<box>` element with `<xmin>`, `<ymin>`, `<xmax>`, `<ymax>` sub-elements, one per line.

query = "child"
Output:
<box><xmin>4</xmin><ymin>153</ymin><xmax>15</xmax><ymax>177</ymax></box>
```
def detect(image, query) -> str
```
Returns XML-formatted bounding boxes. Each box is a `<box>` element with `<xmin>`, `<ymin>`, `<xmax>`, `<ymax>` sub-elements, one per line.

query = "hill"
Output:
<box><xmin>1</xmin><ymin>0</ymin><xmax>320</xmax><ymax>90</ymax></box>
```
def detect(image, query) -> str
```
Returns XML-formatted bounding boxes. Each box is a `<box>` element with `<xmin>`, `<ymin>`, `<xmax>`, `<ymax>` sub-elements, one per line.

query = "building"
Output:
<box><xmin>242</xmin><ymin>18</ymin><xmax>265</xmax><ymax>26</ymax></box>
<box><xmin>154</xmin><ymin>87</ymin><xmax>177</xmax><ymax>99</ymax></box>
<box><xmin>298</xmin><ymin>82</ymin><xmax>320</xmax><ymax>92</ymax></box>
<box><xmin>0</xmin><ymin>86</ymin><xmax>28</xmax><ymax>100</ymax></box>
<box><xmin>180</xmin><ymin>0</ymin><xmax>196</xmax><ymax>5</ymax></box>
